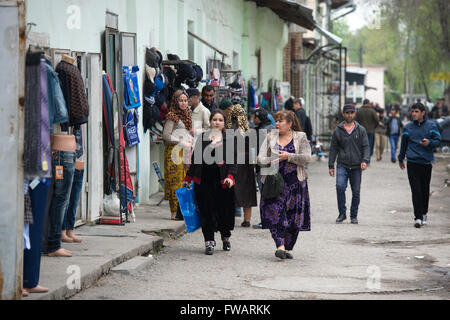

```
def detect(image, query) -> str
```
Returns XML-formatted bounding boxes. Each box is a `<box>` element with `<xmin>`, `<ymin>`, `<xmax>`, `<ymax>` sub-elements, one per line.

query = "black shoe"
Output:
<box><xmin>275</xmin><ymin>249</ymin><xmax>287</xmax><ymax>260</ymax></box>
<box><xmin>205</xmin><ymin>241</ymin><xmax>215</xmax><ymax>255</ymax></box>
<box><xmin>222</xmin><ymin>238</ymin><xmax>231</xmax><ymax>251</ymax></box>
<box><xmin>336</xmin><ymin>214</ymin><xmax>347</xmax><ymax>223</ymax></box>
<box><xmin>351</xmin><ymin>217</ymin><xmax>358</xmax><ymax>224</ymax></box>
<box><xmin>241</xmin><ymin>221</ymin><xmax>251</xmax><ymax>228</ymax></box>
<box><xmin>253</xmin><ymin>223</ymin><xmax>263</xmax><ymax>229</ymax></box>
<box><xmin>285</xmin><ymin>252</ymin><xmax>294</xmax><ymax>259</ymax></box>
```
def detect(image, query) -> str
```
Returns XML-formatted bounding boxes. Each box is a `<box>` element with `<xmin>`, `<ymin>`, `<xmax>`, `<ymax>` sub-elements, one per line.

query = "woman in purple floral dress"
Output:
<box><xmin>258</xmin><ymin>110</ymin><xmax>311</xmax><ymax>259</ymax></box>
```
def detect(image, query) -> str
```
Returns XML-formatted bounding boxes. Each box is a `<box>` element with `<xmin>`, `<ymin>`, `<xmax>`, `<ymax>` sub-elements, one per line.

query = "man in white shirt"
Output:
<box><xmin>187</xmin><ymin>88</ymin><xmax>211</xmax><ymax>136</ymax></box>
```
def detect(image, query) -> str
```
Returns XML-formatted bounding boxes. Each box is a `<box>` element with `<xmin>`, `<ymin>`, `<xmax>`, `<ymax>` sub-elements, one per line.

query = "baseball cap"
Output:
<box><xmin>343</xmin><ymin>104</ymin><xmax>356</xmax><ymax>113</ymax></box>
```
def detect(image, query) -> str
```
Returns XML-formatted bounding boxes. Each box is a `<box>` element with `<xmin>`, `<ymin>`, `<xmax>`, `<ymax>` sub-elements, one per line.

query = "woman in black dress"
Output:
<box><xmin>183</xmin><ymin>110</ymin><xmax>237</xmax><ymax>255</ymax></box>
<box><xmin>225</xmin><ymin>104</ymin><xmax>258</xmax><ymax>227</ymax></box>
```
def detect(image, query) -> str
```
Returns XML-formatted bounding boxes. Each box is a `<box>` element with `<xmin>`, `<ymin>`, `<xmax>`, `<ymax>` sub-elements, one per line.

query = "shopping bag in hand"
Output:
<box><xmin>176</xmin><ymin>183</ymin><xmax>201</xmax><ymax>233</ymax></box>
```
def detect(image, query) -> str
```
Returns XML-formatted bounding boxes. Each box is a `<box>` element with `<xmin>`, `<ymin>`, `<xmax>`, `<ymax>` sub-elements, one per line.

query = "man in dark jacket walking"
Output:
<box><xmin>398</xmin><ymin>103</ymin><xmax>441</xmax><ymax>228</ymax></box>
<box><xmin>329</xmin><ymin>105</ymin><xmax>370</xmax><ymax>224</ymax></box>
<box><xmin>355</xmin><ymin>99</ymin><xmax>379</xmax><ymax>161</ymax></box>
<box><xmin>385</xmin><ymin>108</ymin><xmax>403</xmax><ymax>163</ymax></box>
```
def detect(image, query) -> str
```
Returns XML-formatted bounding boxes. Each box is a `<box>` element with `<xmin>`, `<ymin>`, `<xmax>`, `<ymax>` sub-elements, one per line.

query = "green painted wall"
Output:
<box><xmin>25</xmin><ymin>0</ymin><xmax>288</xmax><ymax>201</ymax></box>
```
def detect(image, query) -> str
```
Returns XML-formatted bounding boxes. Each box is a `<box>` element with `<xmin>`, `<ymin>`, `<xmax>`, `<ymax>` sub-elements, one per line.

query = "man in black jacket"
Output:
<box><xmin>329</xmin><ymin>105</ymin><xmax>370</xmax><ymax>224</ymax></box>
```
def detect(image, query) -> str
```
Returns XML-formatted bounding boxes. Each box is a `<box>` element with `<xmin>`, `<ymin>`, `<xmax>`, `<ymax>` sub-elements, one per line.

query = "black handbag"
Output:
<box><xmin>261</xmin><ymin>173</ymin><xmax>285</xmax><ymax>199</ymax></box>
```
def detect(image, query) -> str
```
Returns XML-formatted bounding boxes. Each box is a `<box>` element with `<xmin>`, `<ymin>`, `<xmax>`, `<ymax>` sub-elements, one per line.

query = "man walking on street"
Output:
<box><xmin>201</xmin><ymin>85</ymin><xmax>218</xmax><ymax>112</ymax></box>
<box><xmin>329</xmin><ymin>105</ymin><xmax>370</xmax><ymax>224</ymax></box>
<box><xmin>374</xmin><ymin>106</ymin><xmax>386</xmax><ymax>161</ymax></box>
<box><xmin>385</xmin><ymin>107</ymin><xmax>403</xmax><ymax>163</ymax></box>
<box><xmin>293</xmin><ymin>98</ymin><xmax>307</xmax><ymax>132</ymax></box>
<box><xmin>398</xmin><ymin>103</ymin><xmax>441</xmax><ymax>228</ymax></box>
<box><xmin>187</xmin><ymin>88</ymin><xmax>210</xmax><ymax>135</ymax></box>
<box><xmin>355</xmin><ymin>99</ymin><xmax>379</xmax><ymax>162</ymax></box>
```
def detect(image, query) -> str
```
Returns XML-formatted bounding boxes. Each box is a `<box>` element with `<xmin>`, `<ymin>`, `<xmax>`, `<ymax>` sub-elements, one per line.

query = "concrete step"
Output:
<box><xmin>111</xmin><ymin>255</ymin><xmax>154</xmax><ymax>276</ymax></box>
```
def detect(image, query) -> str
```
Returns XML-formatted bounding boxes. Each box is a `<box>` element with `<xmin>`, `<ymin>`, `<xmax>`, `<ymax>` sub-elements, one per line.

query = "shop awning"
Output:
<box><xmin>314</xmin><ymin>23</ymin><xmax>343</xmax><ymax>45</ymax></box>
<box><xmin>247</xmin><ymin>0</ymin><xmax>316</xmax><ymax>30</ymax></box>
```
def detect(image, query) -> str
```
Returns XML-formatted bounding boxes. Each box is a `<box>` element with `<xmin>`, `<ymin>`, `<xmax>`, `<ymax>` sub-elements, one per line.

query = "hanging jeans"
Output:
<box><xmin>23</xmin><ymin>179</ymin><xmax>50</xmax><ymax>289</ymax></box>
<box><xmin>62</xmin><ymin>169</ymin><xmax>84</xmax><ymax>230</ymax></box>
<box><xmin>336</xmin><ymin>165</ymin><xmax>362</xmax><ymax>218</ymax></box>
<box><xmin>47</xmin><ymin>151</ymin><xmax>76</xmax><ymax>253</ymax></box>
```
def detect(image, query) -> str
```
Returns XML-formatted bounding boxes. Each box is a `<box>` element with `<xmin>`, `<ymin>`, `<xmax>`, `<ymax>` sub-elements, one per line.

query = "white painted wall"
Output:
<box><xmin>365</xmin><ymin>66</ymin><xmax>386</xmax><ymax>109</ymax></box>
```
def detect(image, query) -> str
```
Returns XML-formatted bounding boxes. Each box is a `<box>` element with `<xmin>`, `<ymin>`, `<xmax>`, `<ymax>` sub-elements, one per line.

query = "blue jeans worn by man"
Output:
<box><xmin>47</xmin><ymin>151</ymin><xmax>76</xmax><ymax>254</ymax></box>
<box><xmin>389</xmin><ymin>134</ymin><xmax>399</xmax><ymax>162</ymax></box>
<box><xmin>336</xmin><ymin>166</ymin><xmax>362</xmax><ymax>219</ymax></box>
<box><xmin>367</xmin><ymin>133</ymin><xmax>375</xmax><ymax>159</ymax></box>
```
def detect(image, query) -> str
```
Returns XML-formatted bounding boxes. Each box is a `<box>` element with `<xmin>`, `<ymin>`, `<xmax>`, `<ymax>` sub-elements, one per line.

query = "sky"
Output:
<box><xmin>341</xmin><ymin>0</ymin><xmax>379</xmax><ymax>32</ymax></box>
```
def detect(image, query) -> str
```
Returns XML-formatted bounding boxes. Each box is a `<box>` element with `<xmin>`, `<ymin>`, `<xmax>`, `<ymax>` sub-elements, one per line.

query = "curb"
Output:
<box><xmin>32</xmin><ymin>223</ymin><xmax>186</xmax><ymax>300</ymax></box>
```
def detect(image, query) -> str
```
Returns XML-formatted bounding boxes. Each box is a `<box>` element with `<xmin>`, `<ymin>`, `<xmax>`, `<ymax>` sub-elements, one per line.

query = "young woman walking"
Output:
<box><xmin>183</xmin><ymin>110</ymin><xmax>237</xmax><ymax>255</ymax></box>
<box><xmin>258</xmin><ymin>110</ymin><xmax>311</xmax><ymax>259</ymax></box>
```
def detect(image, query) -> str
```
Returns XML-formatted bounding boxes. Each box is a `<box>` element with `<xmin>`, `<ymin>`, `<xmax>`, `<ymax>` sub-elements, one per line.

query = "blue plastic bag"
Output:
<box><xmin>176</xmin><ymin>184</ymin><xmax>201</xmax><ymax>233</ymax></box>
<box><xmin>123</xmin><ymin>66</ymin><xmax>141</xmax><ymax>109</ymax></box>
<box><xmin>123</xmin><ymin>109</ymin><xmax>140</xmax><ymax>147</ymax></box>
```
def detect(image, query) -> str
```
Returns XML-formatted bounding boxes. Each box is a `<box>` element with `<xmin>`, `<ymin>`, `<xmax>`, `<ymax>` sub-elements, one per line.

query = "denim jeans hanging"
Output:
<box><xmin>46</xmin><ymin>151</ymin><xmax>76</xmax><ymax>253</ymax></box>
<box><xmin>24</xmin><ymin>178</ymin><xmax>50</xmax><ymax>288</ymax></box>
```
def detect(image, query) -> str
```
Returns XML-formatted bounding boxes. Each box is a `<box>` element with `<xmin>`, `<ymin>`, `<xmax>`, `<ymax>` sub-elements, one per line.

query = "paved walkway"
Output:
<box><xmin>67</xmin><ymin>154</ymin><xmax>450</xmax><ymax>300</ymax></box>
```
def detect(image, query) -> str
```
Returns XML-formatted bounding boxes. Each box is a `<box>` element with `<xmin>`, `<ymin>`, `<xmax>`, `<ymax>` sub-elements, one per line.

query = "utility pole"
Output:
<box><xmin>359</xmin><ymin>43</ymin><xmax>363</xmax><ymax>68</ymax></box>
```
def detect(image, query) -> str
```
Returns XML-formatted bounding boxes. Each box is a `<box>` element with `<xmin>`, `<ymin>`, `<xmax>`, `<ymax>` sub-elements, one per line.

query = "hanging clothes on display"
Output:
<box><xmin>56</xmin><ymin>58</ymin><xmax>89</xmax><ymax>131</ymax></box>
<box><xmin>45</xmin><ymin>55</ymin><xmax>87</xmax><ymax>256</ymax></box>
<box><xmin>103</xmin><ymin>73</ymin><xmax>135</xmax><ymax>219</ymax></box>
<box><xmin>45</xmin><ymin>58</ymin><xmax>68</xmax><ymax>132</ymax></box>
<box><xmin>23</xmin><ymin>178</ymin><xmax>51</xmax><ymax>290</ymax></box>
<box><xmin>24</xmin><ymin>51</ymin><xmax>51</xmax><ymax>178</ymax></box>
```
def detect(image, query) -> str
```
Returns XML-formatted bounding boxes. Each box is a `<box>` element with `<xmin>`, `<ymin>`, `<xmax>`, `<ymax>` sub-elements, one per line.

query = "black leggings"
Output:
<box><xmin>407</xmin><ymin>162</ymin><xmax>432</xmax><ymax>220</ymax></box>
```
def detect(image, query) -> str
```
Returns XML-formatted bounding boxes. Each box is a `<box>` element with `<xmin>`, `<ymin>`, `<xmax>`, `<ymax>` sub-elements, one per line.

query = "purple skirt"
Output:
<box><xmin>259</xmin><ymin>140</ymin><xmax>311</xmax><ymax>232</ymax></box>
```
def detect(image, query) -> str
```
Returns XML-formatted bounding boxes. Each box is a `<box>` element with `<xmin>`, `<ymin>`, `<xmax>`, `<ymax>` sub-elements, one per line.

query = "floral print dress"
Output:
<box><xmin>259</xmin><ymin>139</ymin><xmax>311</xmax><ymax>250</ymax></box>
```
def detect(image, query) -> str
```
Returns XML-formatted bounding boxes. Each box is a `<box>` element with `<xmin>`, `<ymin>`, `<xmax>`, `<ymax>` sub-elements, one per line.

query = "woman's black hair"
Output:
<box><xmin>209</xmin><ymin>109</ymin><xmax>226</xmax><ymax>122</ymax></box>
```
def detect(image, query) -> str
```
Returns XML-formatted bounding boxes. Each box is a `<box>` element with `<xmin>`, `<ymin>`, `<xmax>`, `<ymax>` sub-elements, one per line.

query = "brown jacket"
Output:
<box><xmin>355</xmin><ymin>105</ymin><xmax>379</xmax><ymax>134</ymax></box>
<box><xmin>56</xmin><ymin>61</ymin><xmax>89</xmax><ymax>127</ymax></box>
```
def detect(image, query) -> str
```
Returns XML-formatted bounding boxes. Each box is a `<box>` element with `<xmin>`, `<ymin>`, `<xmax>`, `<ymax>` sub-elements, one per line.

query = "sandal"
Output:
<box><xmin>241</xmin><ymin>221</ymin><xmax>251</xmax><ymax>228</ymax></box>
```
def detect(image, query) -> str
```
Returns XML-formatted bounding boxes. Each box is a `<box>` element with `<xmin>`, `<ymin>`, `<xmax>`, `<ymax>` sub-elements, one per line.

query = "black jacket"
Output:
<box><xmin>385</xmin><ymin>116</ymin><xmax>403</xmax><ymax>136</ymax></box>
<box><xmin>328</xmin><ymin>121</ymin><xmax>370</xmax><ymax>169</ymax></box>
<box><xmin>184</xmin><ymin>130</ymin><xmax>237</xmax><ymax>185</ymax></box>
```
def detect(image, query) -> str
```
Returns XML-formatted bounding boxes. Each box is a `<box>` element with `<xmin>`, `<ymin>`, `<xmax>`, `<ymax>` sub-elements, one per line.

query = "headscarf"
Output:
<box><xmin>226</xmin><ymin>104</ymin><xmax>249</xmax><ymax>134</ymax></box>
<box><xmin>166</xmin><ymin>90</ymin><xmax>192</xmax><ymax>131</ymax></box>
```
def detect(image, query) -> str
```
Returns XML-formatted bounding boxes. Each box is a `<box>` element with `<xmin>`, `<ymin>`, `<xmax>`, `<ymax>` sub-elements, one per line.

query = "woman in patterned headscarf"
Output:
<box><xmin>163</xmin><ymin>89</ymin><xmax>193</xmax><ymax>220</ymax></box>
<box><xmin>225</xmin><ymin>103</ymin><xmax>257</xmax><ymax>228</ymax></box>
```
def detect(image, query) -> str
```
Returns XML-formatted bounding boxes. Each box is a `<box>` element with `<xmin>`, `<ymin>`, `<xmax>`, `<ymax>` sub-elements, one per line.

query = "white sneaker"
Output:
<box><xmin>422</xmin><ymin>215</ymin><xmax>427</xmax><ymax>226</ymax></box>
<box><xmin>414</xmin><ymin>219</ymin><xmax>422</xmax><ymax>228</ymax></box>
